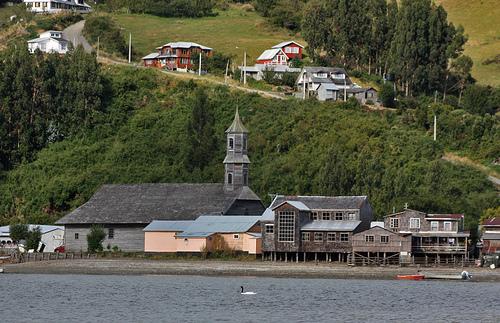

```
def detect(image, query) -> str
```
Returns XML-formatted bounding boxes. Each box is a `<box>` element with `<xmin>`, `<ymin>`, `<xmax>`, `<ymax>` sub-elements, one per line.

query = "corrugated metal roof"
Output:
<box><xmin>483</xmin><ymin>218</ymin><xmax>500</xmax><ymax>226</ymax></box>
<box><xmin>143</xmin><ymin>220</ymin><xmax>193</xmax><ymax>232</ymax></box>
<box><xmin>272</xmin><ymin>201</ymin><xmax>310</xmax><ymax>211</ymax></box>
<box><xmin>272</xmin><ymin>41</ymin><xmax>304</xmax><ymax>49</ymax></box>
<box><xmin>370</xmin><ymin>221</ymin><xmax>385</xmax><ymax>228</ymax></box>
<box><xmin>256</xmin><ymin>48</ymin><xmax>283</xmax><ymax>61</ymax></box>
<box><xmin>413</xmin><ymin>232</ymin><xmax>470</xmax><ymax>238</ymax></box>
<box><xmin>177</xmin><ymin>215</ymin><xmax>261</xmax><ymax>237</ymax></box>
<box><xmin>427</xmin><ymin>214</ymin><xmax>464</xmax><ymax>220</ymax></box>
<box><xmin>270</xmin><ymin>195</ymin><xmax>368</xmax><ymax>210</ymax></box>
<box><xmin>160</xmin><ymin>42</ymin><xmax>212</xmax><ymax>50</ymax></box>
<box><xmin>142</xmin><ymin>52</ymin><xmax>159</xmax><ymax>60</ymax></box>
<box><xmin>319</xmin><ymin>83</ymin><xmax>339</xmax><ymax>90</ymax></box>
<box><xmin>0</xmin><ymin>225</ymin><xmax>64</xmax><ymax>235</ymax></box>
<box><xmin>261</xmin><ymin>207</ymin><xmax>274</xmax><ymax>221</ymax></box>
<box><xmin>482</xmin><ymin>232</ymin><xmax>500</xmax><ymax>240</ymax></box>
<box><xmin>301</xmin><ymin>221</ymin><xmax>361</xmax><ymax>232</ymax></box>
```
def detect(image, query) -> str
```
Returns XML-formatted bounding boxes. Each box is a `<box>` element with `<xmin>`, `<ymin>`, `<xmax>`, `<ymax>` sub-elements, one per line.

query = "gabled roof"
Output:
<box><xmin>272</xmin><ymin>41</ymin><xmax>304</xmax><ymax>49</ymax></box>
<box><xmin>225</xmin><ymin>108</ymin><xmax>248</xmax><ymax>133</ymax></box>
<box><xmin>176</xmin><ymin>215</ymin><xmax>261</xmax><ymax>238</ymax></box>
<box><xmin>272</xmin><ymin>201</ymin><xmax>310</xmax><ymax>211</ymax></box>
<box><xmin>483</xmin><ymin>218</ymin><xmax>500</xmax><ymax>226</ymax></box>
<box><xmin>27</xmin><ymin>37</ymin><xmax>68</xmax><ymax>43</ymax></box>
<box><xmin>353</xmin><ymin>224</ymin><xmax>411</xmax><ymax>236</ymax></box>
<box><xmin>142</xmin><ymin>52</ymin><xmax>159</xmax><ymax>60</ymax></box>
<box><xmin>301</xmin><ymin>220</ymin><xmax>361</xmax><ymax>232</ymax></box>
<box><xmin>346</xmin><ymin>87</ymin><xmax>376</xmax><ymax>94</ymax></box>
<box><xmin>269</xmin><ymin>195</ymin><xmax>369</xmax><ymax>210</ymax></box>
<box><xmin>256</xmin><ymin>48</ymin><xmax>286</xmax><ymax>61</ymax></box>
<box><xmin>384</xmin><ymin>209</ymin><xmax>427</xmax><ymax>218</ymax></box>
<box><xmin>303</xmin><ymin>66</ymin><xmax>347</xmax><ymax>74</ymax></box>
<box><xmin>426</xmin><ymin>214</ymin><xmax>464</xmax><ymax>220</ymax></box>
<box><xmin>157</xmin><ymin>42</ymin><xmax>212</xmax><ymax>50</ymax></box>
<box><xmin>56</xmin><ymin>183</ymin><xmax>262</xmax><ymax>225</ymax></box>
<box><xmin>143</xmin><ymin>220</ymin><xmax>193</xmax><ymax>232</ymax></box>
<box><xmin>0</xmin><ymin>225</ymin><xmax>64</xmax><ymax>235</ymax></box>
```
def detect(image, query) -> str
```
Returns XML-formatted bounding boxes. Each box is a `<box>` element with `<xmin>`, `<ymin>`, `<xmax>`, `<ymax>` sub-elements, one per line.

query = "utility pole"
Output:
<box><xmin>224</xmin><ymin>59</ymin><xmax>229</xmax><ymax>84</ymax></box>
<box><xmin>96</xmin><ymin>36</ymin><xmax>100</xmax><ymax>59</ymax></box>
<box><xmin>343</xmin><ymin>78</ymin><xmax>347</xmax><ymax>102</ymax></box>
<box><xmin>243</xmin><ymin>51</ymin><xmax>247</xmax><ymax>85</ymax></box>
<box><xmin>198</xmin><ymin>52</ymin><xmax>202</xmax><ymax>76</ymax></box>
<box><xmin>434</xmin><ymin>90</ymin><xmax>438</xmax><ymax>104</ymax></box>
<box><xmin>302</xmin><ymin>71</ymin><xmax>306</xmax><ymax>100</ymax></box>
<box><xmin>128</xmin><ymin>32</ymin><xmax>132</xmax><ymax>64</ymax></box>
<box><xmin>433</xmin><ymin>114</ymin><xmax>437</xmax><ymax>141</ymax></box>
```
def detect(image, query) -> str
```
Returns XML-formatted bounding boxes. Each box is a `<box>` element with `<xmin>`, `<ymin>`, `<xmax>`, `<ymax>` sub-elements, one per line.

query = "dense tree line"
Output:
<box><xmin>83</xmin><ymin>14</ymin><xmax>129</xmax><ymax>58</ymax></box>
<box><xmin>0</xmin><ymin>44</ymin><xmax>104</xmax><ymax>170</ymax></box>
<box><xmin>0</xmin><ymin>68</ymin><xmax>497</xmax><ymax>229</ymax></box>
<box><xmin>96</xmin><ymin>0</ymin><xmax>216</xmax><ymax>18</ymax></box>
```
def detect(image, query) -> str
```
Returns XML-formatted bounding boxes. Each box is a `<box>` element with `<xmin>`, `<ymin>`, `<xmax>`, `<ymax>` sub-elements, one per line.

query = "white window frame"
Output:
<box><xmin>335</xmin><ymin>212</ymin><xmax>343</xmax><ymax>221</ymax></box>
<box><xmin>314</xmin><ymin>232</ymin><xmax>323</xmax><ymax>242</ymax></box>
<box><xmin>340</xmin><ymin>233</ymin><xmax>349</xmax><ymax>242</ymax></box>
<box><xmin>430</xmin><ymin>221</ymin><xmax>439</xmax><ymax>231</ymax></box>
<box><xmin>278</xmin><ymin>211</ymin><xmax>295</xmax><ymax>242</ymax></box>
<box><xmin>311</xmin><ymin>212</ymin><xmax>318</xmax><ymax>221</ymax></box>
<box><xmin>322</xmin><ymin>212</ymin><xmax>331</xmax><ymax>221</ymax></box>
<box><xmin>228</xmin><ymin>137</ymin><xmax>234</xmax><ymax>150</ymax></box>
<box><xmin>365</xmin><ymin>235</ymin><xmax>374</xmax><ymax>243</ymax></box>
<box><xmin>265</xmin><ymin>224</ymin><xmax>274</xmax><ymax>234</ymax></box>
<box><xmin>443</xmin><ymin>221</ymin><xmax>452</xmax><ymax>231</ymax></box>
<box><xmin>347</xmin><ymin>213</ymin><xmax>356</xmax><ymax>220</ymax></box>
<box><xmin>327</xmin><ymin>232</ymin><xmax>336</xmax><ymax>242</ymax></box>
<box><xmin>233</xmin><ymin>234</ymin><xmax>240</xmax><ymax>240</ymax></box>
<box><xmin>380</xmin><ymin>235</ymin><xmax>389</xmax><ymax>243</ymax></box>
<box><xmin>409</xmin><ymin>218</ymin><xmax>421</xmax><ymax>229</ymax></box>
<box><xmin>390</xmin><ymin>218</ymin><xmax>399</xmax><ymax>228</ymax></box>
<box><xmin>301</xmin><ymin>232</ymin><xmax>310</xmax><ymax>241</ymax></box>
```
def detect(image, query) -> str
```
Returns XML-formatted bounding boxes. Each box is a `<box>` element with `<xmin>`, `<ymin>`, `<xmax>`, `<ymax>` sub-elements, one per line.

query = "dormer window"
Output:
<box><xmin>227</xmin><ymin>173</ymin><xmax>233</xmax><ymax>184</ymax></box>
<box><xmin>242</xmin><ymin>137</ymin><xmax>247</xmax><ymax>150</ymax></box>
<box><xmin>228</xmin><ymin>137</ymin><xmax>234</xmax><ymax>150</ymax></box>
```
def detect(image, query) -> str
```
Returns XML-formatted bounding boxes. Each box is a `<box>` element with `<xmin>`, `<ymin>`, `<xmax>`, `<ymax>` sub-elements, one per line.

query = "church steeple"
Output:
<box><xmin>223</xmin><ymin>108</ymin><xmax>250</xmax><ymax>191</ymax></box>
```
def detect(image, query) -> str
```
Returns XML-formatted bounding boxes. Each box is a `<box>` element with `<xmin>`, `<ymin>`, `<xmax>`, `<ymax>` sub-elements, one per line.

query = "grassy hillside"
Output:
<box><xmin>436</xmin><ymin>0</ymin><xmax>499</xmax><ymax>86</ymax></box>
<box><xmin>0</xmin><ymin>66</ymin><xmax>497</xmax><ymax>229</ymax></box>
<box><xmin>112</xmin><ymin>5</ymin><xmax>305</xmax><ymax>64</ymax></box>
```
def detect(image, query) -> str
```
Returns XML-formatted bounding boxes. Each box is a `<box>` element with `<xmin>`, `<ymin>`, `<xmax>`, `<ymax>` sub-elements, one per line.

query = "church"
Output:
<box><xmin>56</xmin><ymin>110</ymin><xmax>265</xmax><ymax>252</ymax></box>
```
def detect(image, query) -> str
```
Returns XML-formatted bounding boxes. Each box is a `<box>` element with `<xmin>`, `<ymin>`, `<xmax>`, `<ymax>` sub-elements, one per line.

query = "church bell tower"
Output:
<box><xmin>223</xmin><ymin>108</ymin><xmax>250</xmax><ymax>191</ymax></box>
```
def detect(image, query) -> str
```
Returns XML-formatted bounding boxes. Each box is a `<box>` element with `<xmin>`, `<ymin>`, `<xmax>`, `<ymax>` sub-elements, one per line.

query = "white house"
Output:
<box><xmin>0</xmin><ymin>225</ymin><xmax>64</xmax><ymax>252</ymax></box>
<box><xmin>296</xmin><ymin>66</ymin><xmax>354</xmax><ymax>101</ymax></box>
<box><xmin>27</xmin><ymin>30</ymin><xmax>69</xmax><ymax>54</ymax></box>
<box><xmin>239</xmin><ymin>64</ymin><xmax>302</xmax><ymax>81</ymax></box>
<box><xmin>24</xmin><ymin>0</ymin><xmax>92</xmax><ymax>14</ymax></box>
<box><xmin>255</xmin><ymin>48</ymin><xmax>289</xmax><ymax>66</ymax></box>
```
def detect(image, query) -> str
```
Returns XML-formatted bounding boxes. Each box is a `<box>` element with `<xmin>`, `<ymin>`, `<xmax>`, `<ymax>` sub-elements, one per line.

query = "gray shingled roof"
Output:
<box><xmin>56</xmin><ymin>183</ymin><xmax>261</xmax><ymax>225</ymax></box>
<box><xmin>301</xmin><ymin>220</ymin><xmax>361</xmax><ymax>232</ymax></box>
<box><xmin>225</xmin><ymin>108</ymin><xmax>248</xmax><ymax>133</ymax></box>
<box><xmin>270</xmin><ymin>195</ymin><xmax>368</xmax><ymax>210</ymax></box>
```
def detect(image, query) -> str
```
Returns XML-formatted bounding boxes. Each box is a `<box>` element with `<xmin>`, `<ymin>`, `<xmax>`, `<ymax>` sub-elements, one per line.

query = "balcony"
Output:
<box><xmin>413</xmin><ymin>245</ymin><xmax>466</xmax><ymax>253</ymax></box>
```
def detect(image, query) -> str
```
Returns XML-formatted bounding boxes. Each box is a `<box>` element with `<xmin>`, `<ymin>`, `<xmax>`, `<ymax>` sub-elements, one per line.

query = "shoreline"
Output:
<box><xmin>3</xmin><ymin>259</ymin><xmax>500</xmax><ymax>281</ymax></box>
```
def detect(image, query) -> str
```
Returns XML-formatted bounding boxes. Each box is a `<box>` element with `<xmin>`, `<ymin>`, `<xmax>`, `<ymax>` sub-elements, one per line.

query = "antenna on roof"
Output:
<box><xmin>392</xmin><ymin>206</ymin><xmax>395</xmax><ymax>214</ymax></box>
<box><xmin>404</xmin><ymin>203</ymin><xmax>409</xmax><ymax>210</ymax></box>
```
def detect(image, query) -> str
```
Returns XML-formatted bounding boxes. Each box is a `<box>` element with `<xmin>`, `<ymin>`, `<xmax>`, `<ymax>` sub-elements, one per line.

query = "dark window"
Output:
<box><xmin>314</xmin><ymin>232</ymin><xmax>323</xmax><ymax>242</ymax></box>
<box><xmin>265</xmin><ymin>224</ymin><xmax>274</xmax><ymax>234</ymax></box>
<box><xmin>227</xmin><ymin>173</ymin><xmax>233</xmax><ymax>184</ymax></box>
<box><xmin>340</xmin><ymin>233</ymin><xmax>349</xmax><ymax>242</ymax></box>
<box><xmin>327</xmin><ymin>233</ymin><xmax>336</xmax><ymax>242</ymax></box>
<box><xmin>335</xmin><ymin>212</ymin><xmax>343</xmax><ymax>220</ymax></box>
<box><xmin>390</xmin><ymin>218</ymin><xmax>399</xmax><ymax>229</ymax></box>
<box><xmin>108</xmin><ymin>228</ymin><xmax>114</xmax><ymax>239</ymax></box>
<box><xmin>381</xmin><ymin>235</ymin><xmax>389</xmax><ymax>243</ymax></box>
<box><xmin>278</xmin><ymin>211</ymin><xmax>295</xmax><ymax>242</ymax></box>
<box><xmin>311</xmin><ymin>212</ymin><xmax>318</xmax><ymax>221</ymax></box>
<box><xmin>243</xmin><ymin>137</ymin><xmax>247</xmax><ymax>150</ymax></box>
<box><xmin>228</xmin><ymin>138</ymin><xmax>234</xmax><ymax>149</ymax></box>
<box><xmin>243</xmin><ymin>171</ymin><xmax>248</xmax><ymax>186</ymax></box>
<box><xmin>322</xmin><ymin>212</ymin><xmax>331</xmax><ymax>220</ymax></box>
<box><xmin>365</xmin><ymin>235</ymin><xmax>374</xmax><ymax>243</ymax></box>
<box><xmin>301</xmin><ymin>232</ymin><xmax>310</xmax><ymax>241</ymax></box>
<box><xmin>74</xmin><ymin>233</ymin><xmax>79</xmax><ymax>240</ymax></box>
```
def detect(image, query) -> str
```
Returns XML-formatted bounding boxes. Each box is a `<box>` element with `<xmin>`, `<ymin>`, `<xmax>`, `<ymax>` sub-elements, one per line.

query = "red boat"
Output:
<box><xmin>396</xmin><ymin>274</ymin><xmax>425</xmax><ymax>280</ymax></box>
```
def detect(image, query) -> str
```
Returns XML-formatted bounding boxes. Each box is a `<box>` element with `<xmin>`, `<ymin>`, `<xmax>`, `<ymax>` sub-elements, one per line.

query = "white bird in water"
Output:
<box><xmin>240</xmin><ymin>286</ymin><xmax>256</xmax><ymax>295</ymax></box>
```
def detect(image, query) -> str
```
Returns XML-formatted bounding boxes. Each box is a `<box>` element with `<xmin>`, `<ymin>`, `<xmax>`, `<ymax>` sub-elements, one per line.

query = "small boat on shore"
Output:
<box><xmin>424</xmin><ymin>271</ymin><xmax>472</xmax><ymax>281</ymax></box>
<box><xmin>396</xmin><ymin>274</ymin><xmax>425</xmax><ymax>280</ymax></box>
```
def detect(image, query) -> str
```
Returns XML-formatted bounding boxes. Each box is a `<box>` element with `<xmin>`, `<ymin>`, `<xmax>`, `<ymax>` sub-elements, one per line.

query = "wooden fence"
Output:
<box><xmin>11</xmin><ymin>252</ymin><xmax>98</xmax><ymax>263</ymax></box>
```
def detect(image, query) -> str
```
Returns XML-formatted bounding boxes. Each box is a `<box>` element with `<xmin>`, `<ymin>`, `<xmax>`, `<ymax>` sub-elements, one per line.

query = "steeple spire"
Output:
<box><xmin>223</xmin><ymin>109</ymin><xmax>250</xmax><ymax>191</ymax></box>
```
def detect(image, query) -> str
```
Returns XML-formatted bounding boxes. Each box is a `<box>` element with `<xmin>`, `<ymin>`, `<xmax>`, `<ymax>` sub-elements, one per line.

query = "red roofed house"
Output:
<box><xmin>142</xmin><ymin>41</ymin><xmax>213</xmax><ymax>70</ymax></box>
<box><xmin>480</xmin><ymin>217</ymin><xmax>500</xmax><ymax>255</ymax></box>
<box><xmin>272</xmin><ymin>41</ymin><xmax>304</xmax><ymax>60</ymax></box>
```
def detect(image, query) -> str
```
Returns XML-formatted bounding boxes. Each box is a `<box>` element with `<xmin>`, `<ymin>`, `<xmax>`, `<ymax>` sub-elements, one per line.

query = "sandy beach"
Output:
<box><xmin>3</xmin><ymin>259</ymin><xmax>500</xmax><ymax>281</ymax></box>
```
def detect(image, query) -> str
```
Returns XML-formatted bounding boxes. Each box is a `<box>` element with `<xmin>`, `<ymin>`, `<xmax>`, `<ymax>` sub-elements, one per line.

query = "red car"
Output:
<box><xmin>54</xmin><ymin>246</ymin><xmax>65</xmax><ymax>253</ymax></box>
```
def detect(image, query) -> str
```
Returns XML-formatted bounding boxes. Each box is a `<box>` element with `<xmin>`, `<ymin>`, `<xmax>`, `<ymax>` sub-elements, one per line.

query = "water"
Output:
<box><xmin>1</xmin><ymin>274</ymin><xmax>499</xmax><ymax>322</ymax></box>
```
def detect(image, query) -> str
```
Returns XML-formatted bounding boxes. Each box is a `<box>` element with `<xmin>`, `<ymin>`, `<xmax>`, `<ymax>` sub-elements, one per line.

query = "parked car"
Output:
<box><xmin>54</xmin><ymin>245</ymin><xmax>65</xmax><ymax>253</ymax></box>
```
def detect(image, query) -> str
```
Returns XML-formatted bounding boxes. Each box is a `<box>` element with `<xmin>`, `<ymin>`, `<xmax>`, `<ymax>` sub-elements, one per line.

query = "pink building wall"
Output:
<box><xmin>175</xmin><ymin>236</ymin><xmax>212</xmax><ymax>252</ymax></box>
<box><xmin>144</xmin><ymin>232</ymin><xmax>177</xmax><ymax>252</ymax></box>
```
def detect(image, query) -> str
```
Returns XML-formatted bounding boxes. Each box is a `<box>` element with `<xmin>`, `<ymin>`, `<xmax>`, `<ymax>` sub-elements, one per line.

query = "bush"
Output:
<box><xmin>87</xmin><ymin>225</ymin><xmax>106</xmax><ymax>253</ymax></box>
<box><xmin>379</xmin><ymin>83</ymin><xmax>396</xmax><ymax>108</ymax></box>
<box><xmin>35</xmin><ymin>13</ymin><xmax>83</xmax><ymax>30</ymax></box>
<box><xmin>83</xmin><ymin>15</ymin><xmax>129</xmax><ymax>58</ymax></box>
<box><xmin>462</xmin><ymin>85</ymin><xmax>498</xmax><ymax>115</ymax></box>
<box><xmin>9</xmin><ymin>224</ymin><xmax>28</xmax><ymax>243</ymax></box>
<box><xmin>26</xmin><ymin>227</ymin><xmax>42</xmax><ymax>251</ymax></box>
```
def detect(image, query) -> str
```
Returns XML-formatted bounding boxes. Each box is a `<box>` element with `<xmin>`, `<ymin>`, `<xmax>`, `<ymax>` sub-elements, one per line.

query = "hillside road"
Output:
<box><xmin>63</xmin><ymin>20</ymin><xmax>92</xmax><ymax>53</ymax></box>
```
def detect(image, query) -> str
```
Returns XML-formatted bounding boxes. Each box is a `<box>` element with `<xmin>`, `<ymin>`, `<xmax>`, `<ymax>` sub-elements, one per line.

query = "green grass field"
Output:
<box><xmin>437</xmin><ymin>0</ymin><xmax>500</xmax><ymax>86</ymax></box>
<box><xmin>113</xmin><ymin>5</ymin><xmax>305</xmax><ymax>64</ymax></box>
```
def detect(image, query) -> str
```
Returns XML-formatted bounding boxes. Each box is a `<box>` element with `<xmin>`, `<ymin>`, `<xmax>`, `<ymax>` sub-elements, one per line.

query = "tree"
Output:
<box><xmin>9</xmin><ymin>224</ymin><xmax>29</xmax><ymax>244</ymax></box>
<box><xmin>449</xmin><ymin>55</ymin><xmax>473</xmax><ymax>104</ymax></box>
<box><xmin>186</xmin><ymin>88</ymin><xmax>217</xmax><ymax>170</ymax></box>
<box><xmin>461</xmin><ymin>85</ymin><xmax>497</xmax><ymax>115</ymax></box>
<box><xmin>26</xmin><ymin>227</ymin><xmax>42</xmax><ymax>251</ymax></box>
<box><xmin>379</xmin><ymin>83</ymin><xmax>396</xmax><ymax>108</ymax></box>
<box><xmin>480</xmin><ymin>207</ymin><xmax>500</xmax><ymax>224</ymax></box>
<box><xmin>87</xmin><ymin>225</ymin><xmax>106</xmax><ymax>252</ymax></box>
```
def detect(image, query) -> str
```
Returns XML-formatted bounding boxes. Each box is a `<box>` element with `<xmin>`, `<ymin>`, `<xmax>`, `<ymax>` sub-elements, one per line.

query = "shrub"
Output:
<box><xmin>87</xmin><ymin>225</ymin><xmax>106</xmax><ymax>253</ymax></box>
<box><xmin>9</xmin><ymin>223</ymin><xmax>28</xmax><ymax>243</ymax></box>
<box><xmin>379</xmin><ymin>83</ymin><xmax>396</xmax><ymax>108</ymax></box>
<box><xmin>83</xmin><ymin>15</ymin><xmax>129</xmax><ymax>58</ymax></box>
<box><xmin>26</xmin><ymin>227</ymin><xmax>42</xmax><ymax>251</ymax></box>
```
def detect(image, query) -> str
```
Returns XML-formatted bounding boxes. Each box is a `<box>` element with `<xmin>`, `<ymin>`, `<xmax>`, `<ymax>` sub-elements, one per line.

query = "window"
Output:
<box><xmin>314</xmin><ymin>232</ymin><xmax>323</xmax><ymax>242</ymax></box>
<box><xmin>242</xmin><ymin>138</ymin><xmax>247</xmax><ymax>150</ymax></box>
<box><xmin>108</xmin><ymin>228</ymin><xmax>114</xmax><ymax>239</ymax></box>
<box><xmin>335</xmin><ymin>212</ymin><xmax>343</xmax><ymax>220</ymax></box>
<box><xmin>365</xmin><ymin>235</ymin><xmax>374</xmax><ymax>243</ymax></box>
<box><xmin>284</xmin><ymin>47</ymin><xmax>299</xmax><ymax>54</ymax></box>
<box><xmin>409</xmin><ymin>218</ymin><xmax>421</xmax><ymax>229</ymax></box>
<box><xmin>327</xmin><ymin>233</ymin><xmax>336</xmax><ymax>242</ymax></box>
<box><xmin>340</xmin><ymin>233</ymin><xmax>349</xmax><ymax>242</ymax></box>
<box><xmin>380</xmin><ymin>235</ymin><xmax>389</xmax><ymax>243</ymax></box>
<box><xmin>390</xmin><ymin>218</ymin><xmax>399</xmax><ymax>229</ymax></box>
<box><xmin>74</xmin><ymin>233</ymin><xmax>79</xmax><ymax>240</ymax></box>
<box><xmin>278</xmin><ymin>211</ymin><xmax>295</xmax><ymax>242</ymax></box>
<box><xmin>228</xmin><ymin>137</ymin><xmax>234</xmax><ymax>149</ymax></box>
<box><xmin>444</xmin><ymin>222</ymin><xmax>452</xmax><ymax>231</ymax></box>
<box><xmin>265</xmin><ymin>224</ymin><xmax>274</xmax><ymax>234</ymax></box>
<box><xmin>322</xmin><ymin>212</ymin><xmax>331</xmax><ymax>221</ymax></box>
<box><xmin>301</xmin><ymin>232</ymin><xmax>310</xmax><ymax>241</ymax></box>
<box><xmin>311</xmin><ymin>212</ymin><xmax>318</xmax><ymax>221</ymax></box>
<box><xmin>346</xmin><ymin>213</ymin><xmax>356</xmax><ymax>220</ymax></box>
<box><xmin>233</xmin><ymin>234</ymin><xmax>240</xmax><ymax>239</ymax></box>
<box><xmin>243</xmin><ymin>171</ymin><xmax>248</xmax><ymax>186</ymax></box>
<box><xmin>227</xmin><ymin>173</ymin><xmax>233</xmax><ymax>184</ymax></box>
<box><xmin>431</xmin><ymin>221</ymin><xmax>439</xmax><ymax>231</ymax></box>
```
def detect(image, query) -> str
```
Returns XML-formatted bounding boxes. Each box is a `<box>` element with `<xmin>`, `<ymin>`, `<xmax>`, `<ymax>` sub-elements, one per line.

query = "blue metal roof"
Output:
<box><xmin>176</xmin><ymin>215</ymin><xmax>261</xmax><ymax>238</ymax></box>
<box><xmin>301</xmin><ymin>221</ymin><xmax>361</xmax><ymax>232</ymax></box>
<box><xmin>143</xmin><ymin>220</ymin><xmax>193</xmax><ymax>232</ymax></box>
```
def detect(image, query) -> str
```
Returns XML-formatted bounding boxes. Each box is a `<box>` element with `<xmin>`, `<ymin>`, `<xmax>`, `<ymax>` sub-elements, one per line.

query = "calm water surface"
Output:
<box><xmin>1</xmin><ymin>274</ymin><xmax>499</xmax><ymax>322</ymax></box>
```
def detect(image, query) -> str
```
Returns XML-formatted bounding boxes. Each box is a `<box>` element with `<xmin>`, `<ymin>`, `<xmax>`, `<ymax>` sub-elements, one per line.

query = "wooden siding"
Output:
<box><xmin>301</xmin><ymin>232</ymin><xmax>352</xmax><ymax>253</ymax></box>
<box><xmin>64</xmin><ymin>224</ymin><xmax>146</xmax><ymax>252</ymax></box>
<box><xmin>352</xmin><ymin>226</ymin><xmax>411</xmax><ymax>253</ymax></box>
<box><xmin>384</xmin><ymin>209</ymin><xmax>459</xmax><ymax>233</ymax></box>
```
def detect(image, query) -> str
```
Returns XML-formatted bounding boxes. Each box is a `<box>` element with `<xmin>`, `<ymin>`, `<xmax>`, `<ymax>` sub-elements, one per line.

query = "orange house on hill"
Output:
<box><xmin>142</xmin><ymin>41</ymin><xmax>213</xmax><ymax>70</ymax></box>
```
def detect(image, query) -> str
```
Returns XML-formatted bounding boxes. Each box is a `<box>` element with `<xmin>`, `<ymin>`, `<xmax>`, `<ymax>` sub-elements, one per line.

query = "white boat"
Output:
<box><xmin>424</xmin><ymin>271</ymin><xmax>472</xmax><ymax>280</ymax></box>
